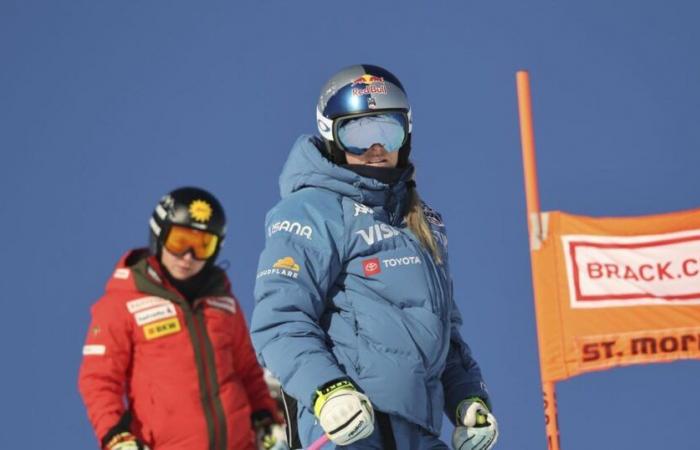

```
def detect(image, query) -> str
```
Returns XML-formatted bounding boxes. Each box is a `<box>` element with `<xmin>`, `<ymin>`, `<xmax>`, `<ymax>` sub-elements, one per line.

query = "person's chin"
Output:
<box><xmin>173</xmin><ymin>269</ymin><xmax>193</xmax><ymax>279</ymax></box>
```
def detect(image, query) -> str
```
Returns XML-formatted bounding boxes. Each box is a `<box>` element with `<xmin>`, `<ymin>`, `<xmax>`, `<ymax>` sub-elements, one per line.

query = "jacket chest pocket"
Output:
<box><xmin>201</xmin><ymin>308</ymin><xmax>236</xmax><ymax>350</ymax></box>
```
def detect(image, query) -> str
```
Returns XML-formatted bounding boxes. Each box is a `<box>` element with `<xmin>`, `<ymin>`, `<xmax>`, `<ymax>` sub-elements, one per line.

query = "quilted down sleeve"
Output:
<box><xmin>426</xmin><ymin>205</ymin><xmax>491</xmax><ymax>423</ymax></box>
<box><xmin>250</xmin><ymin>192</ymin><xmax>347</xmax><ymax>409</ymax></box>
<box><xmin>229</xmin><ymin>296</ymin><xmax>280</xmax><ymax>418</ymax></box>
<box><xmin>441</xmin><ymin>303</ymin><xmax>491</xmax><ymax>424</ymax></box>
<box><xmin>78</xmin><ymin>296</ymin><xmax>134</xmax><ymax>442</ymax></box>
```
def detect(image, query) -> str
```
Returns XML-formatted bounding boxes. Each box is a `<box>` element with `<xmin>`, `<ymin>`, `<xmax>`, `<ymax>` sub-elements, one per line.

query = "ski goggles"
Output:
<box><xmin>163</xmin><ymin>225</ymin><xmax>219</xmax><ymax>260</ymax></box>
<box><xmin>335</xmin><ymin>112</ymin><xmax>409</xmax><ymax>155</ymax></box>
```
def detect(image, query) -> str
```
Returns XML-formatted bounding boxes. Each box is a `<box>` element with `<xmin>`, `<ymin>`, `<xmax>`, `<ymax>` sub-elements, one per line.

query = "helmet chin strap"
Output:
<box><xmin>323</xmin><ymin>139</ymin><xmax>347</xmax><ymax>165</ymax></box>
<box><xmin>397</xmin><ymin>134</ymin><xmax>411</xmax><ymax>167</ymax></box>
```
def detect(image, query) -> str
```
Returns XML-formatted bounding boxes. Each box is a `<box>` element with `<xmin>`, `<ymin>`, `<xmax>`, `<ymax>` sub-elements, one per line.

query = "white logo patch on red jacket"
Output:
<box><xmin>83</xmin><ymin>344</ymin><xmax>106</xmax><ymax>355</ymax></box>
<box><xmin>126</xmin><ymin>296</ymin><xmax>170</xmax><ymax>313</ymax></box>
<box><xmin>205</xmin><ymin>296</ymin><xmax>237</xmax><ymax>314</ymax></box>
<box><xmin>113</xmin><ymin>268</ymin><xmax>130</xmax><ymax>279</ymax></box>
<box><xmin>134</xmin><ymin>304</ymin><xmax>177</xmax><ymax>326</ymax></box>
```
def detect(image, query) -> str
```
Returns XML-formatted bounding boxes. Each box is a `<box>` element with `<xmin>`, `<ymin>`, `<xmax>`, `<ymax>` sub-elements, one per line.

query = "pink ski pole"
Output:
<box><xmin>307</xmin><ymin>434</ymin><xmax>329</xmax><ymax>450</ymax></box>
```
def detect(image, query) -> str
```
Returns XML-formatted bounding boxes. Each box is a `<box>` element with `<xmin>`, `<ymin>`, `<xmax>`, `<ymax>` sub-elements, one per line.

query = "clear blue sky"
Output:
<box><xmin>1</xmin><ymin>1</ymin><xmax>698</xmax><ymax>449</ymax></box>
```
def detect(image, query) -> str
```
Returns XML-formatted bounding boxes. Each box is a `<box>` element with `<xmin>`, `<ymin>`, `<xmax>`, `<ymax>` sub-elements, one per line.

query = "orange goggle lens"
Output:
<box><xmin>163</xmin><ymin>225</ymin><xmax>219</xmax><ymax>260</ymax></box>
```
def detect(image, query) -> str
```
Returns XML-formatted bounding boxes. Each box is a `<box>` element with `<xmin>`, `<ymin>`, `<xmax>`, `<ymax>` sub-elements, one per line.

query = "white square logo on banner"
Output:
<box><xmin>562</xmin><ymin>229</ymin><xmax>700</xmax><ymax>308</ymax></box>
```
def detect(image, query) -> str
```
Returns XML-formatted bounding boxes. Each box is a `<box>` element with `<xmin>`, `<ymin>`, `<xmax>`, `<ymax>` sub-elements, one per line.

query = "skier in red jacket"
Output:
<box><xmin>78</xmin><ymin>187</ymin><xmax>285</xmax><ymax>450</ymax></box>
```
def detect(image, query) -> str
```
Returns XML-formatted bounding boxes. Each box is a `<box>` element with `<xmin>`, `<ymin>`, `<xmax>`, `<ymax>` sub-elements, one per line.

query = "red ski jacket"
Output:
<box><xmin>78</xmin><ymin>250</ymin><xmax>278</xmax><ymax>450</ymax></box>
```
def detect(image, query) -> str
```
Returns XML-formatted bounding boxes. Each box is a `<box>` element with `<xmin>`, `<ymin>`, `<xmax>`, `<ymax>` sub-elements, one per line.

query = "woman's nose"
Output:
<box><xmin>366</xmin><ymin>143</ymin><xmax>387</xmax><ymax>154</ymax></box>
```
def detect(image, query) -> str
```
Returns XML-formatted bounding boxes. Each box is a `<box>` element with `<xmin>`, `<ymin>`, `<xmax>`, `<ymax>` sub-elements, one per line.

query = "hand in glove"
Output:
<box><xmin>252</xmin><ymin>410</ymin><xmax>290</xmax><ymax>450</ymax></box>
<box><xmin>452</xmin><ymin>398</ymin><xmax>498</xmax><ymax>450</ymax></box>
<box><xmin>104</xmin><ymin>432</ymin><xmax>150</xmax><ymax>450</ymax></box>
<box><xmin>313</xmin><ymin>379</ymin><xmax>374</xmax><ymax>446</ymax></box>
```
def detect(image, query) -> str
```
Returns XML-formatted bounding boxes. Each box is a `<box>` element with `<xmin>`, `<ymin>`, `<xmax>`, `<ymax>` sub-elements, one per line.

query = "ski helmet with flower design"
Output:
<box><xmin>316</xmin><ymin>64</ymin><xmax>412</xmax><ymax>165</ymax></box>
<box><xmin>148</xmin><ymin>186</ymin><xmax>226</xmax><ymax>261</ymax></box>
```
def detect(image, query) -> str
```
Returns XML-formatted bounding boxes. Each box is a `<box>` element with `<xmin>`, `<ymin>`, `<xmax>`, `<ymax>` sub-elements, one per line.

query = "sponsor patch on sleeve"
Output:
<box><xmin>257</xmin><ymin>256</ymin><xmax>301</xmax><ymax>279</ymax></box>
<box><xmin>268</xmin><ymin>220</ymin><xmax>313</xmax><ymax>240</ymax></box>
<box><xmin>113</xmin><ymin>268</ymin><xmax>130</xmax><ymax>279</ymax></box>
<box><xmin>143</xmin><ymin>317</ymin><xmax>181</xmax><ymax>340</ymax></box>
<box><xmin>422</xmin><ymin>203</ymin><xmax>444</xmax><ymax>227</ymax></box>
<box><xmin>83</xmin><ymin>344</ymin><xmax>106</xmax><ymax>355</ymax></box>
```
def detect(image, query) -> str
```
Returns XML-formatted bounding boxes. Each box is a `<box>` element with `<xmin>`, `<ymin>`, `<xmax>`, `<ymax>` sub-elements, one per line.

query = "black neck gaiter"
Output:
<box><xmin>163</xmin><ymin>265</ymin><xmax>213</xmax><ymax>303</ymax></box>
<box><xmin>341</xmin><ymin>164</ymin><xmax>408</xmax><ymax>185</ymax></box>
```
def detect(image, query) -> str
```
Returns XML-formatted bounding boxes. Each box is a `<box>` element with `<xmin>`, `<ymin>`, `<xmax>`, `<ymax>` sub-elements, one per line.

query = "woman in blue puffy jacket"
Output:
<box><xmin>251</xmin><ymin>65</ymin><xmax>499</xmax><ymax>450</ymax></box>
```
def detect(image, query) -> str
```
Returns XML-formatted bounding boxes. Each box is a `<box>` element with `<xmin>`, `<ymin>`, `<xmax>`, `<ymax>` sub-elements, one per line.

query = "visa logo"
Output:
<box><xmin>356</xmin><ymin>223</ymin><xmax>400</xmax><ymax>246</ymax></box>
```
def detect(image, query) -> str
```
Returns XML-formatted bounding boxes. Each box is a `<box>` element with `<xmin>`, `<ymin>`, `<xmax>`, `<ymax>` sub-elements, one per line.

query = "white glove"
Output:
<box><xmin>452</xmin><ymin>399</ymin><xmax>498</xmax><ymax>450</ymax></box>
<box><xmin>104</xmin><ymin>432</ymin><xmax>151</xmax><ymax>450</ymax></box>
<box><xmin>257</xmin><ymin>423</ymin><xmax>290</xmax><ymax>450</ymax></box>
<box><xmin>314</xmin><ymin>380</ymin><xmax>374</xmax><ymax>446</ymax></box>
<box><xmin>109</xmin><ymin>443</ymin><xmax>150</xmax><ymax>450</ymax></box>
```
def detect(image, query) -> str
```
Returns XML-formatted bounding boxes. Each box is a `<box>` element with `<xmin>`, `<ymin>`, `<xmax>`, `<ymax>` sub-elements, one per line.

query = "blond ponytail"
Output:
<box><xmin>405</xmin><ymin>188</ymin><xmax>442</xmax><ymax>265</ymax></box>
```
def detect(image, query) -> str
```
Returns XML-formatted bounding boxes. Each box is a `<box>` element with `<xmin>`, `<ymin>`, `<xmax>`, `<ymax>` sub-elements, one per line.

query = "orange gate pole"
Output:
<box><xmin>516</xmin><ymin>70</ymin><xmax>562</xmax><ymax>450</ymax></box>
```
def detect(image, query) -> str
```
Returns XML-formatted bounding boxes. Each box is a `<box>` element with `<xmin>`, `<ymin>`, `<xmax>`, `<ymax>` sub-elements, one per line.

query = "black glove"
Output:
<box><xmin>101</xmin><ymin>411</ymin><xmax>149</xmax><ymax>450</ymax></box>
<box><xmin>103</xmin><ymin>432</ymin><xmax>149</xmax><ymax>450</ymax></box>
<box><xmin>251</xmin><ymin>410</ymin><xmax>289</xmax><ymax>450</ymax></box>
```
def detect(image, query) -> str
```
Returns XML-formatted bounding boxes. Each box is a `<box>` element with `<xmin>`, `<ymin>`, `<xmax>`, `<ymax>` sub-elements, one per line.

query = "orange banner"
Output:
<box><xmin>531</xmin><ymin>207</ymin><xmax>700</xmax><ymax>382</ymax></box>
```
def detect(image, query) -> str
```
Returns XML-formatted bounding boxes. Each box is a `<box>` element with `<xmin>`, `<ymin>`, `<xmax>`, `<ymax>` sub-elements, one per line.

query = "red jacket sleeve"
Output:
<box><xmin>78</xmin><ymin>295</ymin><xmax>134</xmax><ymax>442</ymax></box>
<box><xmin>230</xmin><ymin>298</ymin><xmax>280</xmax><ymax>420</ymax></box>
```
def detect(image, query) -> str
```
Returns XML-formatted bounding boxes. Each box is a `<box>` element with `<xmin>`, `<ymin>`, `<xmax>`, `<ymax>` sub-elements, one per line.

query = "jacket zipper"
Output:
<box><xmin>137</xmin><ymin>258</ymin><xmax>226</xmax><ymax>449</ymax></box>
<box><xmin>191</xmin><ymin>309</ymin><xmax>223</xmax><ymax>450</ymax></box>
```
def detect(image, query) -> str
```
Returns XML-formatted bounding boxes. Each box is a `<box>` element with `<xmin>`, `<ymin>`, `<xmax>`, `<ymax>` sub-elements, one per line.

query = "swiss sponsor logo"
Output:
<box><xmin>363</xmin><ymin>258</ymin><xmax>381</xmax><ymax>276</ymax></box>
<box><xmin>113</xmin><ymin>268</ymin><xmax>130</xmax><ymax>279</ymax></box>
<box><xmin>205</xmin><ymin>296</ymin><xmax>237</xmax><ymax>314</ymax></box>
<box><xmin>268</xmin><ymin>220</ymin><xmax>313</xmax><ymax>240</ymax></box>
<box><xmin>563</xmin><ymin>229</ymin><xmax>700</xmax><ymax>308</ymax></box>
<box><xmin>126</xmin><ymin>296</ymin><xmax>170</xmax><ymax>313</ymax></box>
<box><xmin>82</xmin><ymin>344</ymin><xmax>106</xmax><ymax>356</ymax></box>
<box><xmin>356</xmin><ymin>223</ymin><xmax>400</xmax><ymax>246</ymax></box>
<box><xmin>134</xmin><ymin>304</ymin><xmax>177</xmax><ymax>326</ymax></box>
<box><xmin>143</xmin><ymin>317</ymin><xmax>181</xmax><ymax>340</ymax></box>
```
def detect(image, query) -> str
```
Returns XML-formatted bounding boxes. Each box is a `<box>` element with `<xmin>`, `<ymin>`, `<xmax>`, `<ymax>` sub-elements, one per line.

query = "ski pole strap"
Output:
<box><xmin>375</xmin><ymin>410</ymin><xmax>396</xmax><ymax>450</ymax></box>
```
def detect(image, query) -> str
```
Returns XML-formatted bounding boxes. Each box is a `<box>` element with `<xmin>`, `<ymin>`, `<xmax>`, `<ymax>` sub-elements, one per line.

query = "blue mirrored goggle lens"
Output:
<box><xmin>336</xmin><ymin>112</ymin><xmax>407</xmax><ymax>155</ymax></box>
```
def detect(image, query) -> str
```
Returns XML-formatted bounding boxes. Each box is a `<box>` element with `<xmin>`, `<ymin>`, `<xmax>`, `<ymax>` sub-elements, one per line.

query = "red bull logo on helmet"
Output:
<box><xmin>351</xmin><ymin>74</ymin><xmax>387</xmax><ymax>96</ymax></box>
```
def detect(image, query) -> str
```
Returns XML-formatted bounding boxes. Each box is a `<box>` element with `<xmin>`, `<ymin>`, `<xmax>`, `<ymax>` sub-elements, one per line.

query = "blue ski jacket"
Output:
<box><xmin>250</xmin><ymin>135</ymin><xmax>489</xmax><ymax>438</ymax></box>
